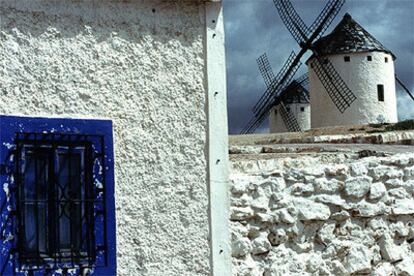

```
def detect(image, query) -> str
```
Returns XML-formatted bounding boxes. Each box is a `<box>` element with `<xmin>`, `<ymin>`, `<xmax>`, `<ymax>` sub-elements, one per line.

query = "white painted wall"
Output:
<box><xmin>0</xmin><ymin>1</ymin><xmax>229</xmax><ymax>275</ymax></box>
<box><xmin>269</xmin><ymin>103</ymin><xmax>311</xmax><ymax>133</ymax></box>
<box><xmin>308</xmin><ymin>52</ymin><xmax>398</xmax><ymax>128</ymax></box>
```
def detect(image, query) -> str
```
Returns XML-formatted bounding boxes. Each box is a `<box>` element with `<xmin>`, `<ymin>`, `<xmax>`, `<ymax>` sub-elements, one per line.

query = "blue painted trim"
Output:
<box><xmin>0</xmin><ymin>115</ymin><xmax>116</xmax><ymax>276</ymax></box>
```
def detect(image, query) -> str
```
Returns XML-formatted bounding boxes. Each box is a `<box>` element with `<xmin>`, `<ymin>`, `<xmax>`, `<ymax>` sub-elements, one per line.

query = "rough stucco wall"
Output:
<box><xmin>230</xmin><ymin>153</ymin><xmax>414</xmax><ymax>275</ymax></box>
<box><xmin>309</xmin><ymin>51</ymin><xmax>398</xmax><ymax>128</ymax></box>
<box><xmin>269</xmin><ymin>103</ymin><xmax>310</xmax><ymax>133</ymax></box>
<box><xmin>0</xmin><ymin>1</ymin><xmax>209</xmax><ymax>275</ymax></box>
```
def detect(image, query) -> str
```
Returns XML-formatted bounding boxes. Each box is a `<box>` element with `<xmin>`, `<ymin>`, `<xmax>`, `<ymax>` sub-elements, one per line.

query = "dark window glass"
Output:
<box><xmin>385</xmin><ymin>57</ymin><xmax>389</xmax><ymax>63</ymax></box>
<box><xmin>300</xmin><ymin>107</ymin><xmax>305</xmax><ymax>112</ymax></box>
<box><xmin>377</xmin><ymin>84</ymin><xmax>385</xmax><ymax>102</ymax></box>
<box><xmin>367</xmin><ymin>56</ymin><xmax>372</xmax><ymax>61</ymax></box>
<box><xmin>286</xmin><ymin>107</ymin><xmax>291</xmax><ymax>112</ymax></box>
<box><xmin>344</xmin><ymin>56</ymin><xmax>351</xmax><ymax>62</ymax></box>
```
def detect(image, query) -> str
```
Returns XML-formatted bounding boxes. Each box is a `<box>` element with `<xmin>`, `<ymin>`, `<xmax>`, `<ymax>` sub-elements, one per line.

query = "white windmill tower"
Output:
<box><xmin>308</xmin><ymin>13</ymin><xmax>398</xmax><ymax>128</ymax></box>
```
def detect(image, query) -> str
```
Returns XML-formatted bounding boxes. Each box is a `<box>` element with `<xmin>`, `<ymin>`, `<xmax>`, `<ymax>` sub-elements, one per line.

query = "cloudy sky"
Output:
<box><xmin>223</xmin><ymin>0</ymin><xmax>414</xmax><ymax>134</ymax></box>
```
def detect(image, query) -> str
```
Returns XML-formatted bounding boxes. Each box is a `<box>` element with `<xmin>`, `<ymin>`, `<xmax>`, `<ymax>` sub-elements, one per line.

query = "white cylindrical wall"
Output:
<box><xmin>308</xmin><ymin>51</ymin><xmax>398</xmax><ymax>128</ymax></box>
<box><xmin>269</xmin><ymin>103</ymin><xmax>311</xmax><ymax>133</ymax></box>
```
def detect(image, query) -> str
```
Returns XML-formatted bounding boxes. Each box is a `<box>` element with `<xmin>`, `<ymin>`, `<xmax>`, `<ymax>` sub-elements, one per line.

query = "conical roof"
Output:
<box><xmin>312</xmin><ymin>13</ymin><xmax>395</xmax><ymax>59</ymax></box>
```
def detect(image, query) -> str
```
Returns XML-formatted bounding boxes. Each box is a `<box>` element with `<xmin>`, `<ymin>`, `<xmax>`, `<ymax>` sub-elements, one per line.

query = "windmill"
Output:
<box><xmin>256</xmin><ymin>54</ymin><xmax>310</xmax><ymax>133</ymax></box>
<box><xmin>241</xmin><ymin>0</ymin><xmax>356</xmax><ymax>134</ymax></box>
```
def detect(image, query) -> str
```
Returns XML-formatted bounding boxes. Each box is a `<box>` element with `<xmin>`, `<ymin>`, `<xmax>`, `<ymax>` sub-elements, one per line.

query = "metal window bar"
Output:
<box><xmin>12</xmin><ymin>132</ymin><xmax>107</xmax><ymax>272</ymax></box>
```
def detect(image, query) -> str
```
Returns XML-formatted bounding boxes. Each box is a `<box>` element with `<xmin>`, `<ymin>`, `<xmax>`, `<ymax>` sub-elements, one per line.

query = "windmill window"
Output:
<box><xmin>385</xmin><ymin>57</ymin><xmax>389</xmax><ymax>63</ymax></box>
<box><xmin>300</xmin><ymin>107</ymin><xmax>305</xmax><ymax>112</ymax></box>
<box><xmin>377</xmin><ymin>84</ymin><xmax>385</xmax><ymax>102</ymax></box>
<box><xmin>344</xmin><ymin>56</ymin><xmax>351</xmax><ymax>62</ymax></box>
<box><xmin>367</xmin><ymin>56</ymin><xmax>372</xmax><ymax>61</ymax></box>
<box><xmin>286</xmin><ymin>107</ymin><xmax>291</xmax><ymax>112</ymax></box>
<box><xmin>0</xmin><ymin>116</ymin><xmax>116</xmax><ymax>275</ymax></box>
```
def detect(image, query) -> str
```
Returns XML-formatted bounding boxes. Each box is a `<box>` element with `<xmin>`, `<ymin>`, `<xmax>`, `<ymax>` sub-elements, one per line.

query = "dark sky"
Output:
<box><xmin>223</xmin><ymin>0</ymin><xmax>414</xmax><ymax>134</ymax></box>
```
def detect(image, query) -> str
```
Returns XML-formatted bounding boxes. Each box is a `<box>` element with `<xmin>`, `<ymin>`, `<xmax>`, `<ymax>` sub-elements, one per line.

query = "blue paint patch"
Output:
<box><xmin>0</xmin><ymin>115</ymin><xmax>116</xmax><ymax>275</ymax></box>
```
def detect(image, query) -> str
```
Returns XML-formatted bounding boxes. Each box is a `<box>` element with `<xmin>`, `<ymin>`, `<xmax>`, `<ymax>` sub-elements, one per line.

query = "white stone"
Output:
<box><xmin>289</xmin><ymin>182</ymin><xmax>314</xmax><ymax>196</ymax></box>
<box><xmin>373</xmin><ymin>262</ymin><xmax>395</xmax><ymax>276</ymax></box>
<box><xmin>319</xmin><ymin>221</ymin><xmax>336</xmax><ymax>243</ymax></box>
<box><xmin>388</xmin><ymin>187</ymin><xmax>411</xmax><ymax>199</ymax></box>
<box><xmin>392</xmin><ymin>199</ymin><xmax>414</xmax><ymax>215</ymax></box>
<box><xmin>268</xmin><ymin>228</ymin><xmax>288</xmax><ymax>246</ymax></box>
<box><xmin>231</xmin><ymin>179</ymin><xmax>250</xmax><ymax>194</ymax></box>
<box><xmin>389</xmin><ymin>222</ymin><xmax>409</xmax><ymax>237</ymax></box>
<box><xmin>330</xmin><ymin>210</ymin><xmax>350</xmax><ymax>221</ymax></box>
<box><xmin>231</xmin><ymin>207</ymin><xmax>254</xmax><ymax>221</ymax></box>
<box><xmin>355</xmin><ymin>201</ymin><xmax>387</xmax><ymax>217</ymax></box>
<box><xmin>404</xmin><ymin>166</ymin><xmax>414</xmax><ymax>180</ymax></box>
<box><xmin>331</xmin><ymin>260</ymin><xmax>348</xmax><ymax>275</ymax></box>
<box><xmin>324</xmin><ymin>164</ymin><xmax>348</xmax><ymax>177</ymax></box>
<box><xmin>369</xmin><ymin>166</ymin><xmax>404</xmax><ymax>181</ymax></box>
<box><xmin>313</xmin><ymin>194</ymin><xmax>346</xmax><ymax>207</ymax></box>
<box><xmin>293</xmin><ymin>198</ymin><xmax>331</xmax><ymax>221</ymax></box>
<box><xmin>278</xmin><ymin>208</ymin><xmax>295</xmax><ymax>224</ymax></box>
<box><xmin>251</xmin><ymin>233</ymin><xmax>271</xmax><ymax>255</ymax></box>
<box><xmin>344</xmin><ymin>176</ymin><xmax>372</xmax><ymax>198</ymax></box>
<box><xmin>344</xmin><ymin>244</ymin><xmax>372</xmax><ymax>274</ymax></box>
<box><xmin>396</xmin><ymin>257</ymin><xmax>414</xmax><ymax>276</ymax></box>
<box><xmin>231</xmin><ymin>233</ymin><xmax>252</xmax><ymax>257</ymax></box>
<box><xmin>369</xmin><ymin>182</ymin><xmax>386</xmax><ymax>200</ymax></box>
<box><xmin>379</xmin><ymin>234</ymin><xmax>403</xmax><ymax>262</ymax></box>
<box><xmin>350</xmin><ymin>162</ymin><xmax>368</xmax><ymax>176</ymax></box>
<box><xmin>313</xmin><ymin>178</ymin><xmax>343</xmax><ymax>194</ymax></box>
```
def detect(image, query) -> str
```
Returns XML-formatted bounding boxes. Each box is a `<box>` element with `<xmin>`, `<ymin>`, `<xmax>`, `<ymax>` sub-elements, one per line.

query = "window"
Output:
<box><xmin>377</xmin><ymin>84</ymin><xmax>385</xmax><ymax>102</ymax></box>
<box><xmin>286</xmin><ymin>107</ymin><xmax>291</xmax><ymax>112</ymax></box>
<box><xmin>344</xmin><ymin>56</ymin><xmax>350</xmax><ymax>62</ymax></box>
<box><xmin>385</xmin><ymin>57</ymin><xmax>389</xmax><ymax>63</ymax></box>
<box><xmin>274</xmin><ymin>109</ymin><xmax>277</xmax><ymax>115</ymax></box>
<box><xmin>0</xmin><ymin>116</ymin><xmax>116</xmax><ymax>275</ymax></box>
<box><xmin>367</xmin><ymin>56</ymin><xmax>372</xmax><ymax>61</ymax></box>
<box><xmin>300</xmin><ymin>107</ymin><xmax>305</xmax><ymax>112</ymax></box>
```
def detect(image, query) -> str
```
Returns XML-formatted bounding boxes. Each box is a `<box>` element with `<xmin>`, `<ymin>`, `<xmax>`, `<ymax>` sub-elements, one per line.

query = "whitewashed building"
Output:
<box><xmin>0</xmin><ymin>1</ymin><xmax>230</xmax><ymax>275</ymax></box>
<box><xmin>269</xmin><ymin>81</ymin><xmax>311</xmax><ymax>133</ymax></box>
<box><xmin>308</xmin><ymin>13</ymin><xmax>398</xmax><ymax>128</ymax></box>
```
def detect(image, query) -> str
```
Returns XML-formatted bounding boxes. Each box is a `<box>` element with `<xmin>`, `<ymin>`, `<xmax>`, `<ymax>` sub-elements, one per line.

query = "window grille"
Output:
<box><xmin>13</xmin><ymin>132</ymin><xmax>108</xmax><ymax>272</ymax></box>
<box><xmin>344</xmin><ymin>56</ymin><xmax>350</xmax><ymax>62</ymax></box>
<box><xmin>367</xmin><ymin>56</ymin><xmax>372</xmax><ymax>61</ymax></box>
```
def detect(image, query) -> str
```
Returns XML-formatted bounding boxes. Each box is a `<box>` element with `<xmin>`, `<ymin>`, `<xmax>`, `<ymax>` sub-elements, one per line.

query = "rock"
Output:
<box><xmin>289</xmin><ymin>182</ymin><xmax>314</xmax><ymax>196</ymax></box>
<box><xmin>355</xmin><ymin>201</ymin><xmax>387</xmax><ymax>217</ymax></box>
<box><xmin>231</xmin><ymin>179</ymin><xmax>250</xmax><ymax>194</ymax></box>
<box><xmin>231</xmin><ymin>222</ymin><xmax>248</xmax><ymax>237</ymax></box>
<box><xmin>268</xmin><ymin>228</ymin><xmax>288</xmax><ymax>246</ymax></box>
<box><xmin>255</xmin><ymin>212</ymin><xmax>274</xmax><ymax>223</ymax></box>
<box><xmin>313</xmin><ymin>178</ymin><xmax>343</xmax><ymax>194</ymax></box>
<box><xmin>379</xmin><ymin>234</ymin><xmax>403</xmax><ymax>262</ymax></box>
<box><xmin>344</xmin><ymin>244</ymin><xmax>372</xmax><ymax>274</ymax></box>
<box><xmin>392</xmin><ymin>199</ymin><xmax>414</xmax><ymax>215</ymax></box>
<box><xmin>319</xmin><ymin>221</ymin><xmax>335</xmax><ymax>243</ymax></box>
<box><xmin>344</xmin><ymin>176</ymin><xmax>372</xmax><ymax>198</ymax></box>
<box><xmin>388</xmin><ymin>187</ymin><xmax>411</xmax><ymax>199</ymax></box>
<box><xmin>277</xmin><ymin>208</ymin><xmax>295</xmax><ymax>224</ymax></box>
<box><xmin>389</xmin><ymin>221</ymin><xmax>409</xmax><ymax>237</ymax></box>
<box><xmin>293</xmin><ymin>198</ymin><xmax>331</xmax><ymax>221</ymax></box>
<box><xmin>231</xmin><ymin>233</ymin><xmax>252</xmax><ymax>257</ymax></box>
<box><xmin>331</xmin><ymin>260</ymin><xmax>348</xmax><ymax>275</ymax></box>
<box><xmin>373</xmin><ymin>262</ymin><xmax>395</xmax><ymax>276</ymax></box>
<box><xmin>301</xmin><ymin>166</ymin><xmax>325</xmax><ymax>177</ymax></box>
<box><xmin>231</xmin><ymin>206</ymin><xmax>254</xmax><ymax>221</ymax></box>
<box><xmin>369</xmin><ymin>182</ymin><xmax>386</xmax><ymax>200</ymax></box>
<box><xmin>325</xmin><ymin>164</ymin><xmax>348</xmax><ymax>177</ymax></box>
<box><xmin>330</xmin><ymin>210</ymin><xmax>350</xmax><ymax>221</ymax></box>
<box><xmin>369</xmin><ymin>165</ymin><xmax>404</xmax><ymax>181</ymax></box>
<box><xmin>251</xmin><ymin>233</ymin><xmax>271</xmax><ymax>255</ymax></box>
<box><xmin>396</xmin><ymin>257</ymin><xmax>414</xmax><ymax>276</ymax></box>
<box><xmin>313</xmin><ymin>194</ymin><xmax>346</xmax><ymax>207</ymax></box>
<box><xmin>350</xmin><ymin>162</ymin><xmax>368</xmax><ymax>176</ymax></box>
<box><xmin>404</xmin><ymin>166</ymin><xmax>414</xmax><ymax>180</ymax></box>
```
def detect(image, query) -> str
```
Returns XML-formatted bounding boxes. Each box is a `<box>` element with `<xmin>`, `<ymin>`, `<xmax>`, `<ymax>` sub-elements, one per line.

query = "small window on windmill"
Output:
<box><xmin>377</xmin><ymin>84</ymin><xmax>385</xmax><ymax>102</ymax></box>
<box><xmin>367</xmin><ymin>55</ymin><xmax>372</xmax><ymax>61</ymax></box>
<box><xmin>286</xmin><ymin>107</ymin><xmax>291</xmax><ymax>112</ymax></box>
<box><xmin>344</xmin><ymin>56</ymin><xmax>351</xmax><ymax>62</ymax></box>
<box><xmin>274</xmin><ymin>109</ymin><xmax>277</xmax><ymax>115</ymax></box>
<box><xmin>300</xmin><ymin>107</ymin><xmax>305</xmax><ymax>112</ymax></box>
<box><xmin>385</xmin><ymin>57</ymin><xmax>389</xmax><ymax>63</ymax></box>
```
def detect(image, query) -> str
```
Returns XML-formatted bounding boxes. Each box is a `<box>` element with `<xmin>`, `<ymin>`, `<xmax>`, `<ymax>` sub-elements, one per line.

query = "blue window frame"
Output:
<box><xmin>0</xmin><ymin>115</ymin><xmax>116</xmax><ymax>275</ymax></box>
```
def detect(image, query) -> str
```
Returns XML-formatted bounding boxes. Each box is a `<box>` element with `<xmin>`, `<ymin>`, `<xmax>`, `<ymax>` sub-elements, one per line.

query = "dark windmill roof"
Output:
<box><xmin>311</xmin><ymin>13</ymin><xmax>395</xmax><ymax>60</ymax></box>
<box><xmin>280</xmin><ymin>81</ymin><xmax>310</xmax><ymax>104</ymax></box>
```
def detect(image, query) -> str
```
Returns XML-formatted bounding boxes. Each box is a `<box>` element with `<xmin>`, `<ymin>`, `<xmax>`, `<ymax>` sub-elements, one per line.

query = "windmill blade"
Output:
<box><xmin>257</xmin><ymin>53</ymin><xmax>275</xmax><ymax>88</ymax></box>
<box><xmin>308</xmin><ymin>0</ymin><xmax>345</xmax><ymax>41</ymax></box>
<box><xmin>273</xmin><ymin>0</ymin><xmax>309</xmax><ymax>45</ymax></box>
<box><xmin>395</xmin><ymin>75</ymin><xmax>414</xmax><ymax>101</ymax></box>
<box><xmin>279</xmin><ymin>102</ymin><xmax>302</xmax><ymax>132</ymax></box>
<box><xmin>241</xmin><ymin>56</ymin><xmax>302</xmax><ymax>134</ymax></box>
<box><xmin>253</xmin><ymin>51</ymin><xmax>302</xmax><ymax>113</ymax></box>
<box><xmin>311</xmin><ymin>56</ymin><xmax>357</xmax><ymax>113</ymax></box>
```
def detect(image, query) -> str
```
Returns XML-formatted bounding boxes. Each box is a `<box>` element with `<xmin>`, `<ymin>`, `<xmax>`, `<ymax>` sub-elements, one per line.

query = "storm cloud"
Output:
<box><xmin>223</xmin><ymin>0</ymin><xmax>414</xmax><ymax>134</ymax></box>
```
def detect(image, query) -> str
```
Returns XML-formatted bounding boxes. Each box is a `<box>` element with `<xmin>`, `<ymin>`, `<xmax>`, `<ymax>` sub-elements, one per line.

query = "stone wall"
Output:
<box><xmin>0</xmin><ymin>1</ymin><xmax>209</xmax><ymax>275</ymax></box>
<box><xmin>230</xmin><ymin>152</ymin><xmax>414</xmax><ymax>275</ymax></box>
